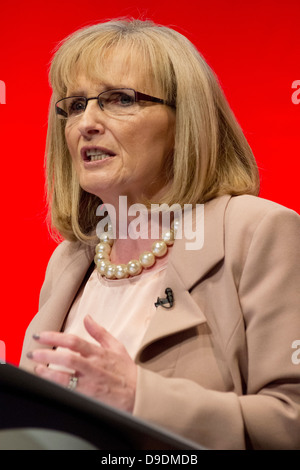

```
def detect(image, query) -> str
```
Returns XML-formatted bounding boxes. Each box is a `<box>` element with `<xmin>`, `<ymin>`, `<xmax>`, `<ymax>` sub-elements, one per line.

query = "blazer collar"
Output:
<box><xmin>135</xmin><ymin>195</ymin><xmax>231</xmax><ymax>359</ymax></box>
<box><xmin>42</xmin><ymin>244</ymin><xmax>95</xmax><ymax>330</ymax></box>
<box><xmin>170</xmin><ymin>194</ymin><xmax>231</xmax><ymax>291</ymax></box>
<box><xmin>20</xmin><ymin>244</ymin><xmax>95</xmax><ymax>370</ymax></box>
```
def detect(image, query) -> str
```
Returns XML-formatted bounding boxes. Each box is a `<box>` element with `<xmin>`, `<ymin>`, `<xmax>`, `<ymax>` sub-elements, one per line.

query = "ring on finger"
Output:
<box><xmin>67</xmin><ymin>374</ymin><xmax>78</xmax><ymax>391</ymax></box>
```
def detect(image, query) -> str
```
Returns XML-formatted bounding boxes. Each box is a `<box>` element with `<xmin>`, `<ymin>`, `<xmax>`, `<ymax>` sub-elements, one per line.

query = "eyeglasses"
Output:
<box><xmin>55</xmin><ymin>88</ymin><xmax>175</xmax><ymax>119</ymax></box>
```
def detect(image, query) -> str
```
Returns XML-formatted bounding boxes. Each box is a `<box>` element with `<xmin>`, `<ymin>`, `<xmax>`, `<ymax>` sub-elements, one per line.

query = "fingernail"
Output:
<box><xmin>32</xmin><ymin>333</ymin><xmax>40</xmax><ymax>340</ymax></box>
<box><xmin>26</xmin><ymin>351</ymin><xmax>33</xmax><ymax>359</ymax></box>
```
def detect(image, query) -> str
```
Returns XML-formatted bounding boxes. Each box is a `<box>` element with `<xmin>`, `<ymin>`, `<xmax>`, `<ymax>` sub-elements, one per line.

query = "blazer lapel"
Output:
<box><xmin>20</xmin><ymin>244</ymin><xmax>95</xmax><ymax>370</ymax></box>
<box><xmin>135</xmin><ymin>195</ymin><xmax>231</xmax><ymax>359</ymax></box>
<box><xmin>135</xmin><ymin>261</ymin><xmax>208</xmax><ymax>362</ymax></box>
<box><xmin>171</xmin><ymin>194</ymin><xmax>231</xmax><ymax>291</ymax></box>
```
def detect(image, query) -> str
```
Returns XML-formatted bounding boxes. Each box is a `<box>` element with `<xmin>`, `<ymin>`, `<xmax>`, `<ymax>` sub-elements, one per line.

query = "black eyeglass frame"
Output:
<box><xmin>55</xmin><ymin>88</ymin><xmax>176</xmax><ymax>118</ymax></box>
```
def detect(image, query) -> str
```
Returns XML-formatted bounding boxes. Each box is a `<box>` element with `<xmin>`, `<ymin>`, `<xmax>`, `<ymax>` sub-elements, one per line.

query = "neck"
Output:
<box><xmin>95</xmin><ymin>199</ymin><xmax>177</xmax><ymax>279</ymax></box>
<box><xmin>112</xmin><ymin>206</ymin><xmax>171</xmax><ymax>265</ymax></box>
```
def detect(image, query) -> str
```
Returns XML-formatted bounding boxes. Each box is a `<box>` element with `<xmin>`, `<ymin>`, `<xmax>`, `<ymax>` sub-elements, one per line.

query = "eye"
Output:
<box><xmin>106</xmin><ymin>91</ymin><xmax>135</xmax><ymax>107</ymax></box>
<box><xmin>68</xmin><ymin>97</ymin><xmax>86</xmax><ymax>115</ymax></box>
<box><xmin>119</xmin><ymin>92</ymin><xmax>135</xmax><ymax>106</ymax></box>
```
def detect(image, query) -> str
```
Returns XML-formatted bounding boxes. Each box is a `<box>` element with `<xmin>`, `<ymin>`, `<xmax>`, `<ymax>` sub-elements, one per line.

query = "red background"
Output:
<box><xmin>0</xmin><ymin>0</ymin><xmax>299</xmax><ymax>365</ymax></box>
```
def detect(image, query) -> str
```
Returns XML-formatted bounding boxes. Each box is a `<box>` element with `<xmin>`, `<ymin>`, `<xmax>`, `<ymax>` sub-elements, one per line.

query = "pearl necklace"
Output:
<box><xmin>94</xmin><ymin>227</ymin><xmax>176</xmax><ymax>280</ymax></box>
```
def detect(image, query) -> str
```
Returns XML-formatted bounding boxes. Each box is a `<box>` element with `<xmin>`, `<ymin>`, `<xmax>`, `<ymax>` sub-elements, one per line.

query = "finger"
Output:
<box><xmin>34</xmin><ymin>364</ymin><xmax>71</xmax><ymax>388</ymax></box>
<box><xmin>32</xmin><ymin>331</ymin><xmax>98</xmax><ymax>357</ymax></box>
<box><xmin>84</xmin><ymin>315</ymin><xmax>123</xmax><ymax>350</ymax></box>
<box><xmin>27</xmin><ymin>348</ymin><xmax>87</xmax><ymax>375</ymax></box>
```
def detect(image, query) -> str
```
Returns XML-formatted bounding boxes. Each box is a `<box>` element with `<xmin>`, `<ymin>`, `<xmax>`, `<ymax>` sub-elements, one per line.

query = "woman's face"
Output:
<box><xmin>64</xmin><ymin>49</ymin><xmax>175</xmax><ymax>206</ymax></box>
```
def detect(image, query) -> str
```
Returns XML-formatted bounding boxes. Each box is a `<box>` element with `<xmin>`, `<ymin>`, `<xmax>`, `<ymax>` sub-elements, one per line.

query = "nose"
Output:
<box><xmin>77</xmin><ymin>99</ymin><xmax>105</xmax><ymax>138</ymax></box>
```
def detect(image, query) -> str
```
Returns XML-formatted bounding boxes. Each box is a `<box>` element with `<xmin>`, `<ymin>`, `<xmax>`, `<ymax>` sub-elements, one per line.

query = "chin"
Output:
<box><xmin>79</xmin><ymin>178</ymin><xmax>106</xmax><ymax>198</ymax></box>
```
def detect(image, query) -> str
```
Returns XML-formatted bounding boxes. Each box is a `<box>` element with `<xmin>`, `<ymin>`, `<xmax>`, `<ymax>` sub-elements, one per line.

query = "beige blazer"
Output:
<box><xmin>20</xmin><ymin>195</ymin><xmax>300</xmax><ymax>450</ymax></box>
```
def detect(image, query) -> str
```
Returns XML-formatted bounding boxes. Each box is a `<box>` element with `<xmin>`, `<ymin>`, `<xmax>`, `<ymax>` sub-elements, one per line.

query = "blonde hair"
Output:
<box><xmin>46</xmin><ymin>18</ymin><xmax>260</xmax><ymax>243</ymax></box>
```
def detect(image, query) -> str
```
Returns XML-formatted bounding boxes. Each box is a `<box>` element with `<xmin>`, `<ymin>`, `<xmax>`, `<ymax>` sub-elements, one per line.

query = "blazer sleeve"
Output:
<box><xmin>133</xmin><ymin>206</ymin><xmax>300</xmax><ymax>450</ymax></box>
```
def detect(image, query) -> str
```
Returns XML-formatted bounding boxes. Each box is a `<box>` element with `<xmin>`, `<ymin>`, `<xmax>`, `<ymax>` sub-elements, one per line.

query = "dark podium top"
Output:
<box><xmin>0</xmin><ymin>363</ymin><xmax>204</xmax><ymax>450</ymax></box>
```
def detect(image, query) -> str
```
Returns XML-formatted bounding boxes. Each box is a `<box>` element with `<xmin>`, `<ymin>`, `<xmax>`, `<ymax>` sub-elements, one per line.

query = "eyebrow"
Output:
<box><xmin>67</xmin><ymin>83</ymin><xmax>131</xmax><ymax>96</ymax></box>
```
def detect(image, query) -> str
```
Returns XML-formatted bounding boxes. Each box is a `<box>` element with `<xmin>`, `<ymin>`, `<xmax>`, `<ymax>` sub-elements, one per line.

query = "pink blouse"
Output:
<box><xmin>62</xmin><ymin>260</ymin><xmax>169</xmax><ymax>359</ymax></box>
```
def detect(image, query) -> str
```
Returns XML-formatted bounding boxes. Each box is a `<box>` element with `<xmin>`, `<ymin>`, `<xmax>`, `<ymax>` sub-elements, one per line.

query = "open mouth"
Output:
<box><xmin>82</xmin><ymin>147</ymin><xmax>116</xmax><ymax>162</ymax></box>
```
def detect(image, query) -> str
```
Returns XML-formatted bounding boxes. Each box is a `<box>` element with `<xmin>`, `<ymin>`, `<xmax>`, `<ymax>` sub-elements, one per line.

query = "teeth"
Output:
<box><xmin>85</xmin><ymin>149</ymin><xmax>114</xmax><ymax>162</ymax></box>
<box><xmin>90</xmin><ymin>155</ymin><xmax>111</xmax><ymax>161</ymax></box>
<box><xmin>86</xmin><ymin>149</ymin><xmax>103</xmax><ymax>156</ymax></box>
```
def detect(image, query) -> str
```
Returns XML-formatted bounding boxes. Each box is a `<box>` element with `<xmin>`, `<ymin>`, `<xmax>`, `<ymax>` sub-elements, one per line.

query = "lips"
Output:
<box><xmin>81</xmin><ymin>146</ymin><xmax>116</xmax><ymax>162</ymax></box>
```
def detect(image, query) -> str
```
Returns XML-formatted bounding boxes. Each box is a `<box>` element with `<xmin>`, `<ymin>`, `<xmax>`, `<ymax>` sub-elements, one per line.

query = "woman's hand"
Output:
<box><xmin>26</xmin><ymin>314</ymin><xmax>137</xmax><ymax>413</ymax></box>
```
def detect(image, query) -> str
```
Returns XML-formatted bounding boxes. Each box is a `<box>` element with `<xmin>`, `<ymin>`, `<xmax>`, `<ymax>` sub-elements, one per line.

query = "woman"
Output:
<box><xmin>20</xmin><ymin>19</ymin><xmax>300</xmax><ymax>449</ymax></box>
